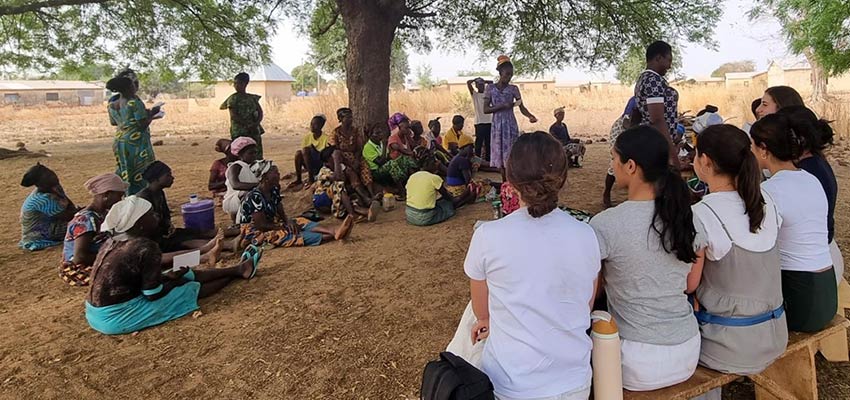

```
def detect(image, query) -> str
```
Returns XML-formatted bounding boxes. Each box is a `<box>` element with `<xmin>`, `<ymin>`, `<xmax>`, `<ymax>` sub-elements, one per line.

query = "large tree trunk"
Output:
<box><xmin>338</xmin><ymin>0</ymin><xmax>405</xmax><ymax>135</ymax></box>
<box><xmin>804</xmin><ymin>48</ymin><xmax>829</xmax><ymax>102</ymax></box>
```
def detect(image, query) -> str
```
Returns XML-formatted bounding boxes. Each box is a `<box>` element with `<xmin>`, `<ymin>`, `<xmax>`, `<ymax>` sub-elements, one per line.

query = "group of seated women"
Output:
<box><xmin>445</xmin><ymin>89</ymin><xmax>842</xmax><ymax>399</ymax></box>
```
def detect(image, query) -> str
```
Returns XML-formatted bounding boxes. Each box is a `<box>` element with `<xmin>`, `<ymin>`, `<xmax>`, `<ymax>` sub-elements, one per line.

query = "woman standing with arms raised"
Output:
<box><xmin>484</xmin><ymin>55</ymin><xmax>537</xmax><ymax>180</ymax></box>
<box><xmin>106</xmin><ymin>76</ymin><xmax>159</xmax><ymax>195</ymax></box>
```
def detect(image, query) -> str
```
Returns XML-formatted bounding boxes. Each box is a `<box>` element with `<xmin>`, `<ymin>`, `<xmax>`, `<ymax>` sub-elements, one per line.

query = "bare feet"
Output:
<box><xmin>231</xmin><ymin>232</ymin><xmax>245</xmax><ymax>254</ymax></box>
<box><xmin>334</xmin><ymin>215</ymin><xmax>355</xmax><ymax>241</ymax></box>
<box><xmin>238</xmin><ymin>259</ymin><xmax>255</xmax><ymax>279</ymax></box>
<box><xmin>367</xmin><ymin>200</ymin><xmax>379</xmax><ymax>222</ymax></box>
<box><xmin>207</xmin><ymin>236</ymin><xmax>223</xmax><ymax>267</ymax></box>
<box><xmin>200</xmin><ymin>229</ymin><xmax>225</xmax><ymax>253</ymax></box>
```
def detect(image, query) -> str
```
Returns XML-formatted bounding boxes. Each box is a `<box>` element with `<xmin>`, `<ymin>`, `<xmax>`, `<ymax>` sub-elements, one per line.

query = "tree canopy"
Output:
<box><xmin>711</xmin><ymin>60</ymin><xmax>756</xmax><ymax>77</ymax></box>
<box><xmin>0</xmin><ymin>0</ymin><xmax>277</xmax><ymax>81</ymax></box>
<box><xmin>615</xmin><ymin>45</ymin><xmax>683</xmax><ymax>84</ymax></box>
<box><xmin>751</xmin><ymin>0</ymin><xmax>850</xmax><ymax>76</ymax></box>
<box><xmin>305</xmin><ymin>0</ymin><xmax>409</xmax><ymax>89</ymax></box>
<box><xmin>291</xmin><ymin>63</ymin><xmax>327</xmax><ymax>92</ymax></box>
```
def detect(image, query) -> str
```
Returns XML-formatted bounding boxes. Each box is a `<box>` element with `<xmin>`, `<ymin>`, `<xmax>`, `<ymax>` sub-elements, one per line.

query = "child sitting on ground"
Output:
<box><xmin>445</xmin><ymin>144</ymin><xmax>490</xmax><ymax>199</ymax></box>
<box><xmin>549</xmin><ymin>107</ymin><xmax>586</xmax><ymax>168</ymax></box>
<box><xmin>291</xmin><ymin>114</ymin><xmax>332</xmax><ymax>190</ymax></box>
<box><xmin>208</xmin><ymin>139</ymin><xmax>235</xmax><ymax>199</ymax></box>
<box><xmin>405</xmin><ymin>158</ymin><xmax>475</xmax><ymax>226</ymax></box>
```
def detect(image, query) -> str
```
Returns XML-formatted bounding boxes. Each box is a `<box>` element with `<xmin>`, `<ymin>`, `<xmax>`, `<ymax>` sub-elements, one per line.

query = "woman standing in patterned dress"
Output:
<box><xmin>483</xmin><ymin>55</ymin><xmax>538</xmax><ymax>180</ymax></box>
<box><xmin>106</xmin><ymin>76</ymin><xmax>159</xmax><ymax>195</ymax></box>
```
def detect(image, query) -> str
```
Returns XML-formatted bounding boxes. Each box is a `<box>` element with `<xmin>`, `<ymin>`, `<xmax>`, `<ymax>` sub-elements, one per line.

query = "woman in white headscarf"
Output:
<box><xmin>85</xmin><ymin>196</ymin><xmax>262</xmax><ymax>335</ymax></box>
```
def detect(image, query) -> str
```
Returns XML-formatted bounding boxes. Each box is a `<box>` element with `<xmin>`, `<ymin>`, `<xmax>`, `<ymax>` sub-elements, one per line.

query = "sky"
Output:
<box><xmin>268</xmin><ymin>0</ymin><xmax>796</xmax><ymax>82</ymax></box>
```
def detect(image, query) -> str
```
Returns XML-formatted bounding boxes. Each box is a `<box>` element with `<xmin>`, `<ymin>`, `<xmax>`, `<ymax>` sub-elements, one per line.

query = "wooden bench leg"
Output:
<box><xmin>753</xmin><ymin>345</ymin><xmax>817</xmax><ymax>400</ymax></box>
<box><xmin>838</xmin><ymin>277</ymin><xmax>850</xmax><ymax>311</ymax></box>
<box><xmin>818</xmin><ymin>325</ymin><xmax>850</xmax><ymax>362</ymax></box>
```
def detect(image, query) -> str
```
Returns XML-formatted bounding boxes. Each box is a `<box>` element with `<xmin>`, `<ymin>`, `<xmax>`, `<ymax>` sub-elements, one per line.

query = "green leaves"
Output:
<box><xmin>437</xmin><ymin>0</ymin><xmax>720</xmax><ymax>75</ymax></box>
<box><xmin>751</xmin><ymin>0</ymin><xmax>850</xmax><ymax>76</ymax></box>
<box><xmin>0</xmin><ymin>0</ymin><xmax>278</xmax><ymax>81</ymax></box>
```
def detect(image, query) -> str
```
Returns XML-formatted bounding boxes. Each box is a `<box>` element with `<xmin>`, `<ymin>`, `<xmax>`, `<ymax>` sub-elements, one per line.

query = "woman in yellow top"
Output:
<box><xmin>405</xmin><ymin>158</ymin><xmax>476</xmax><ymax>226</ymax></box>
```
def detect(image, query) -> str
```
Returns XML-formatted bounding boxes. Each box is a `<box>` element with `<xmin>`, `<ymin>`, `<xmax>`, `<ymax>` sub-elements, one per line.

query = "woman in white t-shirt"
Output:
<box><xmin>687</xmin><ymin>125</ymin><xmax>788</xmax><ymax>376</ymax></box>
<box><xmin>750</xmin><ymin>113</ymin><xmax>836</xmax><ymax>333</ymax></box>
<box><xmin>589</xmin><ymin>125</ymin><xmax>700</xmax><ymax>391</ymax></box>
<box><xmin>464</xmin><ymin>131</ymin><xmax>600</xmax><ymax>400</ymax></box>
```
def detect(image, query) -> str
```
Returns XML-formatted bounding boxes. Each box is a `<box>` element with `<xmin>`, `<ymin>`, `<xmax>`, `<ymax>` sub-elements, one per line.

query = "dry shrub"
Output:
<box><xmin>1</xmin><ymin>86</ymin><xmax>848</xmax><ymax>148</ymax></box>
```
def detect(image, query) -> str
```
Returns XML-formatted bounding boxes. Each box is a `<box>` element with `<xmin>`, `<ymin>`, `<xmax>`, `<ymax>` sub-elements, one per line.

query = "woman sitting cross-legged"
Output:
<box><xmin>19</xmin><ymin>163</ymin><xmax>77</xmax><ymax>251</ymax></box>
<box><xmin>60</xmin><ymin>173</ymin><xmax>127</xmax><ymax>286</ymax></box>
<box><xmin>239</xmin><ymin>162</ymin><xmax>354</xmax><ymax>248</ymax></box>
<box><xmin>405</xmin><ymin>157</ymin><xmax>475</xmax><ymax>226</ymax></box>
<box><xmin>589</xmin><ymin>125</ymin><xmax>701</xmax><ymax>391</ymax></box>
<box><xmin>687</xmin><ymin>125</ymin><xmax>787</xmax><ymax>377</ymax></box>
<box><xmin>85</xmin><ymin>196</ymin><xmax>261</xmax><ymax>335</ymax></box>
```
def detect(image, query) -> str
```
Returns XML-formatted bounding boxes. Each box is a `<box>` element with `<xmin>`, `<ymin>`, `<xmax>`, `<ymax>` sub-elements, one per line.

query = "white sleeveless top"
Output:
<box><xmin>222</xmin><ymin>160</ymin><xmax>260</xmax><ymax>216</ymax></box>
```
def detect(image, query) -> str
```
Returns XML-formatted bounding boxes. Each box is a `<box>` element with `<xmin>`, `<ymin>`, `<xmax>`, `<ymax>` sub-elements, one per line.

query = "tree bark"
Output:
<box><xmin>804</xmin><ymin>48</ymin><xmax>829</xmax><ymax>102</ymax></box>
<box><xmin>337</xmin><ymin>0</ymin><xmax>405</xmax><ymax>135</ymax></box>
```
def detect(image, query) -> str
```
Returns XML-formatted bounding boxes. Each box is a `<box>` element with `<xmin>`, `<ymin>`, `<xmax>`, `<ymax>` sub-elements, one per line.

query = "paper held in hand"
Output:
<box><xmin>172</xmin><ymin>250</ymin><xmax>200</xmax><ymax>272</ymax></box>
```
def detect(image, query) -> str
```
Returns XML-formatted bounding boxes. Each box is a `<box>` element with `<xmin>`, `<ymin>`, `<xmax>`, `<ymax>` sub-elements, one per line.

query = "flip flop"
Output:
<box><xmin>240</xmin><ymin>244</ymin><xmax>263</xmax><ymax>279</ymax></box>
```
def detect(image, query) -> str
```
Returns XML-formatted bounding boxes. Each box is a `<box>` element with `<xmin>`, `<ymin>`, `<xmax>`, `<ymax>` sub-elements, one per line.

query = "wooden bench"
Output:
<box><xmin>820</xmin><ymin>277</ymin><xmax>850</xmax><ymax>362</ymax></box>
<box><xmin>623</xmin><ymin>315</ymin><xmax>850</xmax><ymax>400</ymax></box>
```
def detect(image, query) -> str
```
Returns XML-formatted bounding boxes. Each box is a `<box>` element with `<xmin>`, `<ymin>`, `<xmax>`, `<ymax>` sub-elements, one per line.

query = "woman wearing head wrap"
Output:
<box><xmin>106</xmin><ymin>74</ymin><xmax>160</xmax><ymax>195</ymax></box>
<box><xmin>223</xmin><ymin>137</ymin><xmax>262</xmax><ymax>220</ymax></box>
<box><xmin>209</xmin><ymin>139</ymin><xmax>236</xmax><ymax>198</ymax></box>
<box><xmin>59</xmin><ymin>173</ymin><xmax>127</xmax><ymax>286</ymax></box>
<box><xmin>85</xmin><ymin>197</ymin><xmax>262</xmax><ymax>335</ymax></box>
<box><xmin>328</xmin><ymin>107</ymin><xmax>375</xmax><ymax>204</ymax></box>
<box><xmin>483</xmin><ymin>55</ymin><xmax>538</xmax><ymax>181</ymax></box>
<box><xmin>239</xmin><ymin>163</ymin><xmax>354</xmax><ymax>248</ymax></box>
<box><xmin>137</xmin><ymin>161</ymin><xmax>237</xmax><ymax>258</ymax></box>
<box><xmin>19</xmin><ymin>163</ymin><xmax>77</xmax><ymax>251</ymax></box>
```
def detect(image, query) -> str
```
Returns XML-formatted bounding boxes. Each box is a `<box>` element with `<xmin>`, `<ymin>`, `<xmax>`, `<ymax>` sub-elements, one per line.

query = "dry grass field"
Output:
<box><xmin>0</xmin><ymin>88</ymin><xmax>848</xmax><ymax>399</ymax></box>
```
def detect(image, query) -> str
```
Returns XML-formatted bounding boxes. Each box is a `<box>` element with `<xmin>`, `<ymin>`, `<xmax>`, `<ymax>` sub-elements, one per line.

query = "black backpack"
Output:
<box><xmin>420</xmin><ymin>352</ymin><xmax>494</xmax><ymax>400</ymax></box>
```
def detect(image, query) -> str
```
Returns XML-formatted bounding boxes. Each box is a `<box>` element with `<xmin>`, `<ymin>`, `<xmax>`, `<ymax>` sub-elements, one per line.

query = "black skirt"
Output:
<box><xmin>782</xmin><ymin>266</ymin><xmax>838</xmax><ymax>332</ymax></box>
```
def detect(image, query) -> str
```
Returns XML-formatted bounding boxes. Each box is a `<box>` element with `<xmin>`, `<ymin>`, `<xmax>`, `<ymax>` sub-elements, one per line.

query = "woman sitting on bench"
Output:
<box><xmin>589</xmin><ymin>126</ymin><xmax>700</xmax><ymax>391</ymax></box>
<box><xmin>751</xmin><ymin>113</ymin><xmax>837</xmax><ymax>333</ymax></box>
<box><xmin>687</xmin><ymin>125</ymin><xmax>788</xmax><ymax>377</ymax></box>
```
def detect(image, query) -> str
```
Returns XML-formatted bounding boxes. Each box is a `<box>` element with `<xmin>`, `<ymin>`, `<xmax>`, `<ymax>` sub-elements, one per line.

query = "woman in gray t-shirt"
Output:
<box><xmin>590</xmin><ymin>126</ymin><xmax>700</xmax><ymax>391</ymax></box>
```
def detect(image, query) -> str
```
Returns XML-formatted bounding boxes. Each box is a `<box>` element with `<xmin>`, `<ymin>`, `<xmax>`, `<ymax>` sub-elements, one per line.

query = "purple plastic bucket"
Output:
<box><xmin>181</xmin><ymin>199</ymin><xmax>215</xmax><ymax>231</ymax></box>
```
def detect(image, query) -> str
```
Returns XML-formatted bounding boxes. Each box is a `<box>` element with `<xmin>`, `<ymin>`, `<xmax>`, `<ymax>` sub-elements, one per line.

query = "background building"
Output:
<box><xmin>0</xmin><ymin>80</ymin><xmax>104</xmax><ymax>106</ymax></box>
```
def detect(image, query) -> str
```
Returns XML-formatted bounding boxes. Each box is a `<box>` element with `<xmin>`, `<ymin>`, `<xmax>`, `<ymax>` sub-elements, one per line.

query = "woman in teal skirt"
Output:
<box><xmin>106</xmin><ymin>76</ymin><xmax>159</xmax><ymax>195</ymax></box>
<box><xmin>85</xmin><ymin>196</ymin><xmax>261</xmax><ymax>335</ymax></box>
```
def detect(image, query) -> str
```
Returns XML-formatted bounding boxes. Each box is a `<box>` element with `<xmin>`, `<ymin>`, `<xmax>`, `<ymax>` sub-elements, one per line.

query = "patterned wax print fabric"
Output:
<box><xmin>487</xmin><ymin>83</ymin><xmax>521</xmax><ymax>169</ymax></box>
<box><xmin>19</xmin><ymin>189</ymin><xmax>68</xmax><ymax>251</ymax></box>
<box><xmin>109</xmin><ymin>96</ymin><xmax>156</xmax><ymax>195</ymax></box>
<box><xmin>220</xmin><ymin>93</ymin><xmax>265</xmax><ymax>158</ymax></box>
<box><xmin>635</xmin><ymin>70</ymin><xmax>678</xmax><ymax>137</ymax></box>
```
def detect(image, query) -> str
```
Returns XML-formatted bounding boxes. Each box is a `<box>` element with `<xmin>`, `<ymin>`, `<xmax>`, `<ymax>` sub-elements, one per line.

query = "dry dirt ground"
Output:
<box><xmin>0</xmin><ymin>134</ymin><xmax>848</xmax><ymax>399</ymax></box>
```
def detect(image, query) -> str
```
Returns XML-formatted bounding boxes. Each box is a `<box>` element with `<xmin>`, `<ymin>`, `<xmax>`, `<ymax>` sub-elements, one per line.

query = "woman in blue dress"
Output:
<box><xmin>483</xmin><ymin>55</ymin><xmax>538</xmax><ymax>180</ymax></box>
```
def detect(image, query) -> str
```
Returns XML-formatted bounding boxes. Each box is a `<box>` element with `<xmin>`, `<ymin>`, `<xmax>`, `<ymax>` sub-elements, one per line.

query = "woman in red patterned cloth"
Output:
<box><xmin>328</xmin><ymin>107</ymin><xmax>375</xmax><ymax>204</ymax></box>
<box><xmin>208</xmin><ymin>139</ymin><xmax>236</xmax><ymax>199</ymax></box>
<box><xmin>60</xmin><ymin>173</ymin><xmax>127</xmax><ymax>286</ymax></box>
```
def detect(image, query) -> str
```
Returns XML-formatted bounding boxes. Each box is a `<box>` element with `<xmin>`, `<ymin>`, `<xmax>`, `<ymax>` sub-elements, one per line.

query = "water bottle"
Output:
<box><xmin>382</xmin><ymin>193</ymin><xmax>396</xmax><ymax>212</ymax></box>
<box><xmin>591</xmin><ymin>310</ymin><xmax>623</xmax><ymax>400</ymax></box>
<box><xmin>189</xmin><ymin>194</ymin><xmax>199</xmax><ymax>204</ymax></box>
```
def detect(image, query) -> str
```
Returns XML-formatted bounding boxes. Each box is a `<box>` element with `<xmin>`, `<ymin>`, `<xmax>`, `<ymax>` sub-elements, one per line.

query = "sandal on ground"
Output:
<box><xmin>240</xmin><ymin>244</ymin><xmax>263</xmax><ymax>279</ymax></box>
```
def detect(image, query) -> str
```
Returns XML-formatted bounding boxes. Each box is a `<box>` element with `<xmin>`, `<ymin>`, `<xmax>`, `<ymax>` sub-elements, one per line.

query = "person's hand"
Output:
<box><xmin>149</xmin><ymin>106</ymin><xmax>161</xmax><ymax>116</ymax></box>
<box><xmin>287</xmin><ymin>219</ymin><xmax>302</xmax><ymax>236</ymax></box>
<box><xmin>471</xmin><ymin>318</ymin><xmax>490</xmax><ymax>344</ymax></box>
<box><xmin>529</xmin><ymin>115</ymin><xmax>538</xmax><ymax>124</ymax></box>
<box><xmin>163</xmin><ymin>266</ymin><xmax>190</xmax><ymax>281</ymax></box>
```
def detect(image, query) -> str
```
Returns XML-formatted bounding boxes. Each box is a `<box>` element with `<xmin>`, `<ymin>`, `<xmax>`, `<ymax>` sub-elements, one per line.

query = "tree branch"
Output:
<box><xmin>313</xmin><ymin>7</ymin><xmax>339</xmax><ymax>37</ymax></box>
<box><xmin>0</xmin><ymin>0</ymin><xmax>109</xmax><ymax>17</ymax></box>
<box><xmin>405</xmin><ymin>11</ymin><xmax>436</xmax><ymax>18</ymax></box>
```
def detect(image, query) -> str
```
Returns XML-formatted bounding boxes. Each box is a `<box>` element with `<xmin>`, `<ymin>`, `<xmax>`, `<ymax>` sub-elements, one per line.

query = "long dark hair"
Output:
<box><xmin>615</xmin><ymin>126</ymin><xmax>697</xmax><ymax>263</ymax></box>
<box><xmin>777</xmin><ymin>105</ymin><xmax>834</xmax><ymax>156</ymax></box>
<box><xmin>750</xmin><ymin>113</ymin><xmax>804</xmax><ymax>162</ymax></box>
<box><xmin>765</xmin><ymin>86</ymin><xmax>804</xmax><ymax>110</ymax></box>
<box><xmin>697</xmin><ymin>125</ymin><xmax>765</xmax><ymax>233</ymax></box>
<box><xmin>506</xmin><ymin>131</ymin><xmax>568</xmax><ymax>218</ymax></box>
